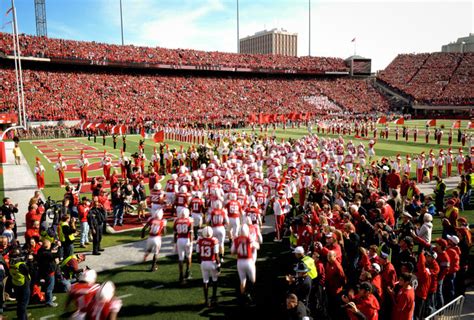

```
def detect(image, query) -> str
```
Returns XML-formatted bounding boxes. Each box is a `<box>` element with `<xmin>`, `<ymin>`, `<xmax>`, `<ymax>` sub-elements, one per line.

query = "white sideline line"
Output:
<box><xmin>118</xmin><ymin>293</ymin><xmax>133</xmax><ymax>299</ymax></box>
<box><xmin>40</xmin><ymin>314</ymin><xmax>57</xmax><ymax>320</ymax></box>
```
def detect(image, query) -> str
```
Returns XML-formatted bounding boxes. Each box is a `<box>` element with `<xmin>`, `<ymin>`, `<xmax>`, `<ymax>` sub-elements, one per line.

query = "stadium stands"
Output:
<box><xmin>0</xmin><ymin>67</ymin><xmax>389</xmax><ymax>122</ymax></box>
<box><xmin>378</xmin><ymin>52</ymin><xmax>474</xmax><ymax>105</ymax></box>
<box><xmin>0</xmin><ymin>32</ymin><xmax>348</xmax><ymax>73</ymax></box>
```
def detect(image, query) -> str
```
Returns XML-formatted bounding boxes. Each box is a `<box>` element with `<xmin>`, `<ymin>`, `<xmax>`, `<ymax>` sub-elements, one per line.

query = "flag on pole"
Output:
<box><xmin>351</xmin><ymin>37</ymin><xmax>356</xmax><ymax>42</ymax></box>
<box><xmin>393</xmin><ymin>117</ymin><xmax>404</xmax><ymax>125</ymax></box>
<box><xmin>376</xmin><ymin>116</ymin><xmax>387</xmax><ymax>124</ymax></box>
<box><xmin>5</xmin><ymin>7</ymin><xmax>12</xmax><ymax>16</ymax></box>
<box><xmin>426</xmin><ymin>119</ymin><xmax>437</xmax><ymax>127</ymax></box>
<box><xmin>452</xmin><ymin>120</ymin><xmax>461</xmax><ymax>129</ymax></box>
<box><xmin>153</xmin><ymin>131</ymin><xmax>164</xmax><ymax>143</ymax></box>
<box><xmin>0</xmin><ymin>21</ymin><xmax>11</xmax><ymax>30</ymax></box>
<box><xmin>140</xmin><ymin>127</ymin><xmax>145</xmax><ymax>138</ymax></box>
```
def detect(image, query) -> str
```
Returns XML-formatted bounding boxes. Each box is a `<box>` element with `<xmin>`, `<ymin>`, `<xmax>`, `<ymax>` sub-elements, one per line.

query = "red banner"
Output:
<box><xmin>394</xmin><ymin>117</ymin><xmax>404</xmax><ymax>125</ymax></box>
<box><xmin>376</xmin><ymin>116</ymin><xmax>387</xmax><ymax>124</ymax></box>
<box><xmin>111</xmin><ymin>124</ymin><xmax>127</xmax><ymax>135</ymax></box>
<box><xmin>153</xmin><ymin>131</ymin><xmax>164</xmax><ymax>143</ymax></box>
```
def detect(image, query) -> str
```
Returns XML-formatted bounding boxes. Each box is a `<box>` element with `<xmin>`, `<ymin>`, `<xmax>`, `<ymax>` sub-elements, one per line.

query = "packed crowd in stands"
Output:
<box><xmin>0</xmin><ymin>67</ymin><xmax>389</xmax><ymax>123</ymax></box>
<box><xmin>0</xmin><ymin>32</ymin><xmax>348</xmax><ymax>73</ymax></box>
<box><xmin>378</xmin><ymin>52</ymin><xmax>474</xmax><ymax>106</ymax></box>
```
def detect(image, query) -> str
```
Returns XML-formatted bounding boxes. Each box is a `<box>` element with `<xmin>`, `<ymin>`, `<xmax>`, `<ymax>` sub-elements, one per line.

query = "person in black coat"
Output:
<box><xmin>88</xmin><ymin>199</ymin><xmax>106</xmax><ymax>255</ymax></box>
<box><xmin>284</xmin><ymin>293</ymin><xmax>309</xmax><ymax>320</ymax></box>
<box><xmin>37</xmin><ymin>240</ymin><xmax>59</xmax><ymax>307</ymax></box>
<box><xmin>9</xmin><ymin>248</ymin><xmax>31</xmax><ymax>319</ymax></box>
<box><xmin>287</xmin><ymin>262</ymin><xmax>312</xmax><ymax>308</ymax></box>
<box><xmin>1</xmin><ymin>197</ymin><xmax>18</xmax><ymax>237</ymax></box>
<box><xmin>122</xmin><ymin>136</ymin><xmax>127</xmax><ymax>152</ymax></box>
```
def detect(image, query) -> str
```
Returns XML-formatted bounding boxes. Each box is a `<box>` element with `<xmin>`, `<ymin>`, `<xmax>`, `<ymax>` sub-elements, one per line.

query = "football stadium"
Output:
<box><xmin>0</xmin><ymin>1</ymin><xmax>472</xmax><ymax>319</ymax></box>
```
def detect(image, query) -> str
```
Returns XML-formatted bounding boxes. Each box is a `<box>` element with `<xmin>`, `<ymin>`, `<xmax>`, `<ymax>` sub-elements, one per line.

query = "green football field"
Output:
<box><xmin>0</xmin><ymin>119</ymin><xmax>472</xmax><ymax>319</ymax></box>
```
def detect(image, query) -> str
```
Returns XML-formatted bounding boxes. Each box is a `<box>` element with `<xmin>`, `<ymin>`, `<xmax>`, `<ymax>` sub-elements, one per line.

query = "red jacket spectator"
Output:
<box><xmin>386</xmin><ymin>170</ymin><xmax>401</xmax><ymax>189</ymax></box>
<box><xmin>25</xmin><ymin>206</ymin><xmax>43</xmax><ymax>230</ymax></box>
<box><xmin>351</xmin><ymin>292</ymin><xmax>380</xmax><ymax>320</ymax></box>
<box><xmin>446</xmin><ymin>245</ymin><xmax>461</xmax><ymax>275</ymax></box>
<box><xmin>391</xmin><ymin>275</ymin><xmax>415</xmax><ymax>320</ymax></box>
<box><xmin>415</xmin><ymin>252</ymin><xmax>431</xmax><ymax>300</ymax></box>
<box><xmin>325</xmin><ymin>253</ymin><xmax>346</xmax><ymax>297</ymax></box>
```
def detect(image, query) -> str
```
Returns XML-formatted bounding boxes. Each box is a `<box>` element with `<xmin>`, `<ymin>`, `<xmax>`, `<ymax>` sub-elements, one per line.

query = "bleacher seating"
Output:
<box><xmin>378</xmin><ymin>52</ymin><xmax>474</xmax><ymax>105</ymax></box>
<box><xmin>0</xmin><ymin>67</ymin><xmax>389</xmax><ymax>123</ymax></box>
<box><xmin>0</xmin><ymin>32</ymin><xmax>348</xmax><ymax>73</ymax></box>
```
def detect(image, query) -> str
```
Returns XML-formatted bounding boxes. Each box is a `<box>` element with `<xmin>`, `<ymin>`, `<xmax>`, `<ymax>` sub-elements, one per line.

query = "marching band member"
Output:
<box><xmin>78</xmin><ymin>150</ymin><xmax>89</xmax><ymax>183</ymax></box>
<box><xmin>101</xmin><ymin>150</ymin><xmax>112</xmax><ymax>180</ymax></box>
<box><xmin>34</xmin><ymin>157</ymin><xmax>45</xmax><ymax>190</ymax></box>
<box><xmin>55</xmin><ymin>153</ymin><xmax>67</xmax><ymax>187</ymax></box>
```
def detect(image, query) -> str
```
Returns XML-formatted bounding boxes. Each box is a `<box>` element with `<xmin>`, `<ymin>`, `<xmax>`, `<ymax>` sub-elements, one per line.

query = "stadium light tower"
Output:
<box><xmin>308</xmin><ymin>0</ymin><xmax>311</xmax><ymax>56</ymax></box>
<box><xmin>34</xmin><ymin>0</ymin><xmax>47</xmax><ymax>37</ymax></box>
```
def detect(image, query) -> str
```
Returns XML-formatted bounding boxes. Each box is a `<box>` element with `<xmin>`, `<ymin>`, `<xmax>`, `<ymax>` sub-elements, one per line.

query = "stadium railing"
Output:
<box><xmin>423</xmin><ymin>295</ymin><xmax>465</xmax><ymax>320</ymax></box>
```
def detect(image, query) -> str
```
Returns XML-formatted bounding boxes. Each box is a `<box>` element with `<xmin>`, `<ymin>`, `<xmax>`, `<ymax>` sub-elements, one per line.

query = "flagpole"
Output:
<box><xmin>236</xmin><ymin>0</ymin><xmax>240</xmax><ymax>53</ymax></box>
<box><xmin>354</xmin><ymin>38</ymin><xmax>356</xmax><ymax>56</ymax></box>
<box><xmin>120</xmin><ymin>0</ymin><xmax>124</xmax><ymax>45</ymax></box>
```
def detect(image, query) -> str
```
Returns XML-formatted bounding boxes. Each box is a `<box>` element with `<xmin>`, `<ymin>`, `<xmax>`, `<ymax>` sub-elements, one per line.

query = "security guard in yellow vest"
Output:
<box><xmin>9</xmin><ymin>249</ymin><xmax>30</xmax><ymax>320</ymax></box>
<box><xmin>58</xmin><ymin>214</ymin><xmax>76</xmax><ymax>258</ymax></box>
<box><xmin>293</xmin><ymin>246</ymin><xmax>318</xmax><ymax>280</ymax></box>
<box><xmin>60</xmin><ymin>253</ymin><xmax>86</xmax><ymax>280</ymax></box>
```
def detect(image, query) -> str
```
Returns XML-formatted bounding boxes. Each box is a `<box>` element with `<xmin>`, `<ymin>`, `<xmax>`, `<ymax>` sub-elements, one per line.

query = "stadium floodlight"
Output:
<box><xmin>34</xmin><ymin>0</ymin><xmax>47</xmax><ymax>37</ymax></box>
<box><xmin>308</xmin><ymin>0</ymin><xmax>311</xmax><ymax>56</ymax></box>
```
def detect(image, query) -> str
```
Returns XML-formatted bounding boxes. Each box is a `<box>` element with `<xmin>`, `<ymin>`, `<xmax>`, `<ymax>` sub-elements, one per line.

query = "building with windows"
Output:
<box><xmin>441</xmin><ymin>34</ymin><xmax>474</xmax><ymax>53</ymax></box>
<box><xmin>239</xmin><ymin>28</ymin><xmax>297</xmax><ymax>56</ymax></box>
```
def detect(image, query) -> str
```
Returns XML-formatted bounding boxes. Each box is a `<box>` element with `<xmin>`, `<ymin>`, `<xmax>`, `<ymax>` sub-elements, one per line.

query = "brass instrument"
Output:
<box><xmin>236</xmin><ymin>137</ymin><xmax>243</xmax><ymax>146</ymax></box>
<box><xmin>206</xmin><ymin>140</ymin><xmax>215</xmax><ymax>149</ymax></box>
<box><xmin>222</xmin><ymin>137</ymin><xmax>230</xmax><ymax>147</ymax></box>
<box><xmin>244</xmin><ymin>137</ymin><xmax>252</xmax><ymax>145</ymax></box>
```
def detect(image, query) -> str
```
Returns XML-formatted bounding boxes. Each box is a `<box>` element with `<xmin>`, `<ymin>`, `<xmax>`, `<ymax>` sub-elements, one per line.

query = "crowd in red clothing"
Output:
<box><xmin>0</xmin><ymin>66</ymin><xmax>389</xmax><ymax>123</ymax></box>
<box><xmin>0</xmin><ymin>32</ymin><xmax>348</xmax><ymax>73</ymax></box>
<box><xmin>378</xmin><ymin>52</ymin><xmax>474</xmax><ymax>106</ymax></box>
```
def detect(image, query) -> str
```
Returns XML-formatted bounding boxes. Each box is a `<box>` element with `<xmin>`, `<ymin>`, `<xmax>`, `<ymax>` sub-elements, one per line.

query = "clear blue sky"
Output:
<box><xmin>0</xmin><ymin>0</ymin><xmax>472</xmax><ymax>70</ymax></box>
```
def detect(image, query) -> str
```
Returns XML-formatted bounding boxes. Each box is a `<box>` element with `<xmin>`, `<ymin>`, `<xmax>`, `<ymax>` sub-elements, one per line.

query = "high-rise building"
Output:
<box><xmin>239</xmin><ymin>28</ymin><xmax>297</xmax><ymax>56</ymax></box>
<box><xmin>441</xmin><ymin>33</ymin><xmax>474</xmax><ymax>53</ymax></box>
